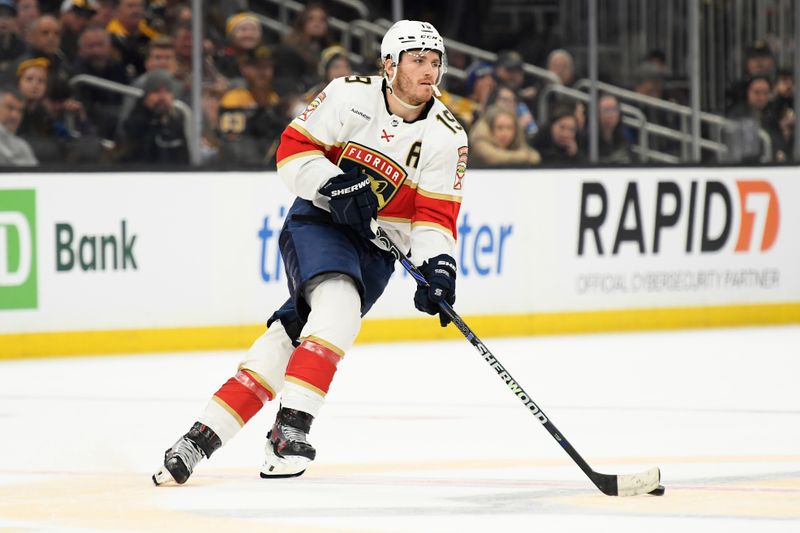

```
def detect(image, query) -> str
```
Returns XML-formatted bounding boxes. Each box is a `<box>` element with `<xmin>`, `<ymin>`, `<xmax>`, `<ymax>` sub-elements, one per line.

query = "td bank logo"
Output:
<box><xmin>0</xmin><ymin>190</ymin><xmax>37</xmax><ymax>310</ymax></box>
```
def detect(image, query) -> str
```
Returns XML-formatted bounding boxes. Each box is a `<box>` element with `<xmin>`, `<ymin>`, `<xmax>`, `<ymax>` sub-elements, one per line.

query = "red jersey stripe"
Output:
<box><xmin>277</xmin><ymin>125</ymin><xmax>343</xmax><ymax>167</ymax></box>
<box><xmin>414</xmin><ymin>192</ymin><xmax>460</xmax><ymax>238</ymax></box>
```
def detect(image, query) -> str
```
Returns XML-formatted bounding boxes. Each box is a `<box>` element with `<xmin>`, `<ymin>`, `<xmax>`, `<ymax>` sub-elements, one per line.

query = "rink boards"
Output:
<box><xmin>1</xmin><ymin>167</ymin><xmax>799</xmax><ymax>358</ymax></box>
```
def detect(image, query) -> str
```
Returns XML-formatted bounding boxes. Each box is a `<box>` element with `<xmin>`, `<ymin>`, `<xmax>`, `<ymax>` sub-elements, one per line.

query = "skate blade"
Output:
<box><xmin>152</xmin><ymin>466</ymin><xmax>176</xmax><ymax>486</ymax></box>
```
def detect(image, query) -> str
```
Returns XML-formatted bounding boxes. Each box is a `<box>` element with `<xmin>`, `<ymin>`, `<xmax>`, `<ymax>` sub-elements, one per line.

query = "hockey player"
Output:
<box><xmin>153</xmin><ymin>19</ymin><xmax>468</xmax><ymax>485</ymax></box>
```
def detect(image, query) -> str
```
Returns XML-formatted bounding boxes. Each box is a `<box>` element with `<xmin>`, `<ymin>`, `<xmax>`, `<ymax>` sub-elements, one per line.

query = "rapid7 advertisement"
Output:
<box><xmin>554</xmin><ymin>167</ymin><xmax>799</xmax><ymax>310</ymax></box>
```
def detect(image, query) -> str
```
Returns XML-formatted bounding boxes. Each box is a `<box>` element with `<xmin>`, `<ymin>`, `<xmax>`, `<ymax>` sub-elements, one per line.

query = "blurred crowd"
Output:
<box><xmin>0</xmin><ymin>0</ymin><xmax>794</xmax><ymax>167</ymax></box>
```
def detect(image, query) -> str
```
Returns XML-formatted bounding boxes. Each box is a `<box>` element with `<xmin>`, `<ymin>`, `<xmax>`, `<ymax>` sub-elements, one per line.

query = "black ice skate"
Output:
<box><xmin>260</xmin><ymin>407</ymin><xmax>315</xmax><ymax>478</ymax></box>
<box><xmin>152</xmin><ymin>422</ymin><xmax>221</xmax><ymax>485</ymax></box>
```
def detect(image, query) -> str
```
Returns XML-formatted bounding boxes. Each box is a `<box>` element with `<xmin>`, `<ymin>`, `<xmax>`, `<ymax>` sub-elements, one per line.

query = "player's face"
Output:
<box><xmin>392</xmin><ymin>50</ymin><xmax>441</xmax><ymax>105</ymax></box>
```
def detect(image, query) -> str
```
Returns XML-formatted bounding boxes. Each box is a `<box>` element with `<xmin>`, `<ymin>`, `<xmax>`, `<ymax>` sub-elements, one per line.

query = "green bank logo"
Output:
<box><xmin>0</xmin><ymin>190</ymin><xmax>37</xmax><ymax>309</ymax></box>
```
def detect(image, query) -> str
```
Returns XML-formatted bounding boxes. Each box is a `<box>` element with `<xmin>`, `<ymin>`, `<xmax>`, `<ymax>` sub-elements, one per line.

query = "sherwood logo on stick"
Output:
<box><xmin>577</xmin><ymin>179</ymin><xmax>780</xmax><ymax>256</ymax></box>
<box><xmin>0</xmin><ymin>190</ymin><xmax>37</xmax><ymax>310</ymax></box>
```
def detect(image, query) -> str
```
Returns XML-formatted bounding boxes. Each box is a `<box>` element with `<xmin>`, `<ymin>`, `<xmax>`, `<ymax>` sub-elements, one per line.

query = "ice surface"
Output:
<box><xmin>1</xmin><ymin>326</ymin><xmax>798</xmax><ymax>532</ymax></box>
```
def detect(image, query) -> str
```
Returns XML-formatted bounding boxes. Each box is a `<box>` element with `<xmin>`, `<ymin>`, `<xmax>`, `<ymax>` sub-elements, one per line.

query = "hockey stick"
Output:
<box><xmin>372</xmin><ymin>224</ymin><xmax>664</xmax><ymax>497</ymax></box>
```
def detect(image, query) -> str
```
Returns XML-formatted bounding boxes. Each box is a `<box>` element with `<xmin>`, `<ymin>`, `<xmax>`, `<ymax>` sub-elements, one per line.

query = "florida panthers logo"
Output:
<box><xmin>454</xmin><ymin>146</ymin><xmax>468</xmax><ymax>190</ymax></box>
<box><xmin>297</xmin><ymin>92</ymin><xmax>326</xmax><ymax>121</ymax></box>
<box><xmin>337</xmin><ymin>142</ymin><xmax>408</xmax><ymax>210</ymax></box>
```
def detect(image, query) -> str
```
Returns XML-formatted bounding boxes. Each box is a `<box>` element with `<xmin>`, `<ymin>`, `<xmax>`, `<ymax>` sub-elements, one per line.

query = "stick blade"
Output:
<box><xmin>615</xmin><ymin>467</ymin><xmax>661</xmax><ymax>496</ymax></box>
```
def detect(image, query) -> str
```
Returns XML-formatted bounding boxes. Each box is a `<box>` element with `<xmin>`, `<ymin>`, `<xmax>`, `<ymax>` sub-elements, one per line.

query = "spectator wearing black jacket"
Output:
<box><xmin>106</xmin><ymin>0</ymin><xmax>161</xmax><ymax>78</ymax></box>
<box><xmin>216</xmin><ymin>44</ymin><xmax>285</xmax><ymax>166</ymax></box>
<box><xmin>71</xmin><ymin>24</ymin><xmax>129</xmax><ymax>139</ymax></box>
<box><xmin>532</xmin><ymin>104</ymin><xmax>585</xmax><ymax>164</ymax></box>
<box><xmin>118</xmin><ymin>68</ymin><xmax>188</xmax><ymax>164</ymax></box>
<box><xmin>58</xmin><ymin>0</ymin><xmax>97</xmax><ymax>62</ymax></box>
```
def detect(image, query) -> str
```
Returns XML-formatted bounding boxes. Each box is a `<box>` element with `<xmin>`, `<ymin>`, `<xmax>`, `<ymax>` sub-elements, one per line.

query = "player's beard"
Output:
<box><xmin>393</xmin><ymin>69</ymin><xmax>431</xmax><ymax>106</ymax></box>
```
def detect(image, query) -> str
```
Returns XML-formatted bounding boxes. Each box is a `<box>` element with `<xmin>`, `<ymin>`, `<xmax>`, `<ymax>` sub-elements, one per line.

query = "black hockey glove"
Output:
<box><xmin>318</xmin><ymin>167</ymin><xmax>378</xmax><ymax>240</ymax></box>
<box><xmin>414</xmin><ymin>254</ymin><xmax>457</xmax><ymax>327</ymax></box>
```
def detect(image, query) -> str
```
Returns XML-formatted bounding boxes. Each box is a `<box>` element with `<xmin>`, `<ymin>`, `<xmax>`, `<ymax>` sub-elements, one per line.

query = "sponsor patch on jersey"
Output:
<box><xmin>454</xmin><ymin>146</ymin><xmax>468</xmax><ymax>190</ymax></box>
<box><xmin>350</xmin><ymin>107</ymin><xmax>372</xmax><ymax>121</ymax></box>
<box><xmin>338</xmin><ymin>142</ymin><xmax>408</xmax><ymax>210</ymax></box>
<box><xmin>297</xmin><ymin>92</ymin><xmax>326</xmax><ymax>121</ymax></box>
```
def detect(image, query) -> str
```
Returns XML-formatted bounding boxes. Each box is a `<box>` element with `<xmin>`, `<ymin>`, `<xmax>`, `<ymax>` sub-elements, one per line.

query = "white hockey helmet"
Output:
<box><xmin>380</xmin><ymin>19</ymin><xmax>447</xmax><ymax>85</ymax></box>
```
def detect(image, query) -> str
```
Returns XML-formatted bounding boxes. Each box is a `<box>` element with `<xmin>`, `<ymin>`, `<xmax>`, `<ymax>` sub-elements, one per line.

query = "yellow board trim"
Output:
<box><xmin>1</xmin><ymin>303</ymin><xmax>798</xmax><ymax>360</ymax></box>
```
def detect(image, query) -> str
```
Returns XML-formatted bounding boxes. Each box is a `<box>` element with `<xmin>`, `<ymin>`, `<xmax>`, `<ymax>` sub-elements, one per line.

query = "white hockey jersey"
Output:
<box><xmin>276</xmin><ymin>75</ymin><xmax>469</xmax><ymax>264</ymax></box>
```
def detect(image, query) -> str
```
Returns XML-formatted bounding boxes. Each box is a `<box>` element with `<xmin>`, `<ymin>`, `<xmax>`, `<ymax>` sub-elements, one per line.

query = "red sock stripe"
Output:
<box><xmin>285</xmin><ymin>340</ymin><xmax>342</xmax><ymax>395</ymax></box>
<box><xmin>213</xmin><ymin>372</ymin><xmax>269</xmax><ymax>424</ymax></box>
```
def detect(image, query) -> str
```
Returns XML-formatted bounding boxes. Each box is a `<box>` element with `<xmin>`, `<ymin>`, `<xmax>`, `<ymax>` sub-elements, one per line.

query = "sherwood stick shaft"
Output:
<box><xmin>373</xmin><ymin>225</ymin><xmax>661</xmax><ymax>496</ymax></box>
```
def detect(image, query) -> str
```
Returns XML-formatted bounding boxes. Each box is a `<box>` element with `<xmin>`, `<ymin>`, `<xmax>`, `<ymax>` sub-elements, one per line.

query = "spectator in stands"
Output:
<box><xmin>626</xmin><ymin>61</ymin><xmax>683</xmax><ymax>156</ymax></box>
<box><xmin>92</xmin><ymin>0</ymin><xmax>112</xmax><ymax>26</ymax></box>
<box><xmin>303</xmin><ymin>44</ymin><xmax>351</xmax><ymax>102</ymax></box>
<box><xmin>142</xmin><ymin>34</ymin><xmax>176</xmax><ymax>76</ymax></box>
<box><xmin>172</xmin><ymin>20</ymin><xmax>190</xmax><ymax>82</ymax></box>
<box><xmin>21</xmin><ymin>14</ymin><xmax>71</xmax><ymax>87</ymax></box>
<box><xmin>204</xmin><ymin>0</ymin><xmax>248</xmax><ymax>47</ymax></box>
<box><xmin>106</xmin><ymin>0</ymin><xmax>161</xmax><ymax>78</ymax></box>
<box><xmin>632</xmin><ymin>61</ymin><xmax>664</xmax><ymax>99</ymax></box>
<box><xmin>642</xmin><ymin>49</ymin><xmax>670</xmax><ymax>78</ymax></box>
<box><xmin>532</xmin><ymin>104</ymin><xmax>585</xmax><ymax>164</ymax></box>
<box><xmin>59</xmin><ymin>0</ymin><xmax>97</xmax><ymax>61</ymax></box>
<box><xmin>597</xmin><ymin>93</ymin><xmax>634</xmax><ymax>164</ymax></box>
<box><xmin>14</xmin><ymin>0</ymin><xmax>37</xmax><ymax>41</ymax></box>
<box><xmin>115</xmin><ymin>35</ymin><xmax>183</xmax><ymax>139</ymax></box>
<box><xmin>0</xmin><ymin>84</ymin><xmax>37</xmax><ymax>164</ymax></box>
<box><xmin>725</xmin><ymin>39</ymin><xmax>776</xmax><ymax>114</ymax></box>
<box><xmin>71</xmin><ymin>24</ymin><xmax>127</xmax><ymax>140</ymax></box>
<box><xmin>773</xmin><ymin>105</ymin><xmax>794</xmax><ymax>163</ymax></box>
<box><xmin>469</xmin><ymin>104</ymin><xmax>540</xmax><ymax>167</ymax></box>
<box><xmin>0</xmin><ymin>0</ymin><xmax>26</xmax><ymax>78</ymax></box>
<box><xmin>493</xmin><ymin>50</ymin><xmax>537</xmax><ymax>110</ymax></box>
<box><xmin>439</xmin><ymin>60</ymin><xmax>493</xmax><ymax>132</ymax></box>
<box><xmin>531</xmin><ymin>49</ymin><xmax>577</xmax><ymax>121</ymax></box>
<box><xmin>118</xmin><ymin>68</ymin><xmax>188</xmax><ymax>163</ymax></box>
<box><xmin>547</xmin><ymin>49</ymin><xmax>576</xmax><ymax>87</ymax></box>
<box><xmin>164</xmin><ymin>3</ymin><xmax>191</xmax><ymax>36</ymax></box>
<box><xmin>217</xmin><ymin>44</ymin><xmax>285</xmax><ymax>166</ymax></box>
<box><xmin>199</xmin><ymin>81</ymin><xmax>222</xmax><ymax>163</ymax></box>
<box><xmin>486</xmin><ymin>78</ymin><xmax>537</xmax><ymax>140</ymax></box>
<box><xmin>15</xmin><ymin>55</ymin><xmax>59</xmax><ymax>161</ymax></box>
<box><xmin>727</xmin><ymin>75</ymin><xmax>779</xmax><ymax>126</ymax></box>
<box><xmin>281</xmin><ymin>1</ymin><xmax>332</xmax><ymax>90</ymax></box>
<box><xmin>214</xmin><ymin>11</ymin><xmax>262</xmax><ymax>79</ymax></box>
<box><xmin>43</xmin><ymin>77</ymin><xmax>99</xmax><ymax>162</ymax></box>
<box><xmin>772</xmin><ymin>68</ymin><xmax>793</xmax><ymax>117</ymax></box>
<box><xmin>727</xmin><ymin>74</ymin><xmax>782</xmax><ymax>162</ymax></box>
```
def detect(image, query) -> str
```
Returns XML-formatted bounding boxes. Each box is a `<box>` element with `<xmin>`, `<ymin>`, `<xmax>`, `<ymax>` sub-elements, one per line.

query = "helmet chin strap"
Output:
<box><xmin>389</xmin><ymin>86</ymin><xmax>425</xmax><ymax>110</ymax></box>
